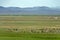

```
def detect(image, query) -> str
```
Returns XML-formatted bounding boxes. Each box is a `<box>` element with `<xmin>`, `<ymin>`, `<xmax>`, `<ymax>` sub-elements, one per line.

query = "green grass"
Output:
<box><xmin>0</xmin><ymin>30</ymin><xmax>60</xmax><ymax>40</ymax></box>
<box><xmin>0</xmin><ymin>15</ymin><xmax>60</xmax><ymax>40</ymax></box>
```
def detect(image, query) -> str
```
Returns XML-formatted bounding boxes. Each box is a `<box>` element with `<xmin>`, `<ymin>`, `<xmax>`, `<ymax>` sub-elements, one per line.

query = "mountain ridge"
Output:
<box><xmin>0</xmin><ymin>6</ymin><xmax>60</xmax><ymax>15</ymax></box>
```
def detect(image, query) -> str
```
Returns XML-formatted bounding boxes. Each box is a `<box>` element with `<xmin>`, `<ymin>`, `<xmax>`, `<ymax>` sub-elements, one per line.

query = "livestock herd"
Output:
<box><xmin>7</xmin><ymin>27</ymin><xmax>60</xmax><ymax>33</ymax></box>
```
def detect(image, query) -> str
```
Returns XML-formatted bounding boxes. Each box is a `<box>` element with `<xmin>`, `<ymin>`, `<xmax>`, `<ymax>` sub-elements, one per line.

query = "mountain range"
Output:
<box><xmin>0</xmin><ymin>6</ymin><xmax>60</xmax><ymax>15</ymax></box>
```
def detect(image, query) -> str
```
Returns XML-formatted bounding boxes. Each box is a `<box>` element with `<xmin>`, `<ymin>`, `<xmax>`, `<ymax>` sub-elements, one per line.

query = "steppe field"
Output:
<box><xmin>0</xmin><ymin>15</ymin><xmax>60</xmax><ymax>40</ymax></box>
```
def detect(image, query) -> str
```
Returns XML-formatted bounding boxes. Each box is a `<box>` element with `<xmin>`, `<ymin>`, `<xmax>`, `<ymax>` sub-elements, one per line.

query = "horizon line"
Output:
<box><xmin>0</xmin><ymin>6</ymin><xmax>55</xmax><ymax>8</ymax></box>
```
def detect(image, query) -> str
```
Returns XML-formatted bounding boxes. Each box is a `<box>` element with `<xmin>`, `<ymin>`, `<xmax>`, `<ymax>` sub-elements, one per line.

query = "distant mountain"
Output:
<box><xmin>0</xmin><ymin>6</ymin><xmax>60</xmax><ymax>15</ymax></box>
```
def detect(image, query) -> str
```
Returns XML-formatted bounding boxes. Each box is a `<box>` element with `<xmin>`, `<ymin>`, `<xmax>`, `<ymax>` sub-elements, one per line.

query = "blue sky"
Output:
<box><xmin>0</xmin><ymin>0</ymin><xmax>60</xmax><ymax>8</ymax></box>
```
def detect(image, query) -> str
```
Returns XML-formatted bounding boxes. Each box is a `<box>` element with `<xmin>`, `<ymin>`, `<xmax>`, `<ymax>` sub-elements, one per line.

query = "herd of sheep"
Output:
<box><xmin>7</xmin><ymin>27</ymin><xmax>60</xmax><ymax>33</ymax></box>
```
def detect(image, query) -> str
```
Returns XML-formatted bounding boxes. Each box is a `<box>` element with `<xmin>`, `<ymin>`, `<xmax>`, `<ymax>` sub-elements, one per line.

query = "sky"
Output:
<box><xmin>0</xmin><ymin>0</ymin><xmax>60</xmax><ymax>8</ymax></box>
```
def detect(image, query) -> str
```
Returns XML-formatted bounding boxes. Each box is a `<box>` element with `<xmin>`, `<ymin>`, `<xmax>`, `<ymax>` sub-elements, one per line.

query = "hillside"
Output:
<box><xmin>0</xmin><ymin>6</ymin><xmax>60</xmax><ymax>15</ymax></box>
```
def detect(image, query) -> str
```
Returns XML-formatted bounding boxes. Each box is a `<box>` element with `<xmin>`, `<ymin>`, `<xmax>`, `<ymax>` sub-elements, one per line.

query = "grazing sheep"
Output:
<box><xmin>7</xmin><ymin>28</ymin><xmax>19</xmax><ymax>32</ymax></box>
<box><xmin>48</xmin><ymin>16</ymin><xmax>58</xmax><ymax>20</ymax></box>
<box><xmin>54</xmin><ymin>17</ymin><xmax>58</xmax><ymax>20</ymax></box>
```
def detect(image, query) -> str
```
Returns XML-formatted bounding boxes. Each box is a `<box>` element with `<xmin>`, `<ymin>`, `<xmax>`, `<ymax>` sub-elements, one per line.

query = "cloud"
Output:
<box><xmin>0</xmin><ymin>0</ymin><xmax>60</xmax><ymax>7</ymax></box>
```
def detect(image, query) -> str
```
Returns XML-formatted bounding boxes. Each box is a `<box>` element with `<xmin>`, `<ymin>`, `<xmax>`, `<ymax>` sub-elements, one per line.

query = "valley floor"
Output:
<box><xmin>0</xmin><ymin>15</ymin><xmax>60</xmax><ymax>40</ymax></box>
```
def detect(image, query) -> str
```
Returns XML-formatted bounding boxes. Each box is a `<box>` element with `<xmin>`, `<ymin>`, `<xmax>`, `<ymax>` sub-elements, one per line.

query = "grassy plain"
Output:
<box><xmin>0</xmin><ymin>15</ymin><xmax>60</xmax><ymax>40</ymax></box>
